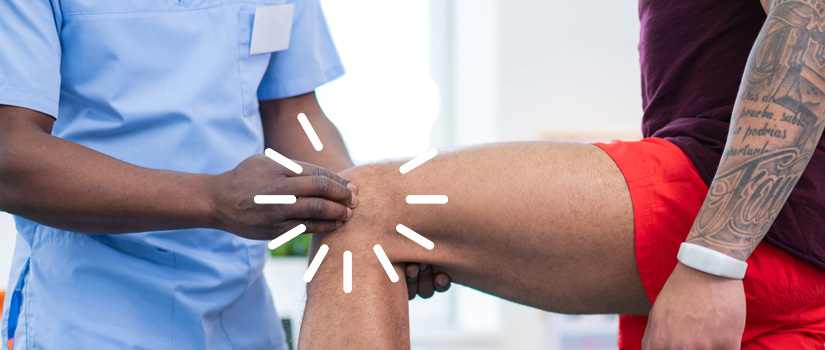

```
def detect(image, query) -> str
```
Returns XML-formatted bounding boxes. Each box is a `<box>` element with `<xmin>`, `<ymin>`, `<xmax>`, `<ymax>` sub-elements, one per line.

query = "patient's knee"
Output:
<box><xmin>311</xmin><ymin>162</ymin><xmax>448</xmax><ymax>264</ymax></box>
<box><xmin>311</xmin><ymin>163</ymin><xmax>404</xmax><ymax>252</ymax></box>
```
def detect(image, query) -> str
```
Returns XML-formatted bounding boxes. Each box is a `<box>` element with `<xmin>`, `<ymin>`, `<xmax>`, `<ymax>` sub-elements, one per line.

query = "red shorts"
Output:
<box><xmin>594</xmin><ymin>138</ymin><xmax>825</xmax><ymax>349</ymax></box>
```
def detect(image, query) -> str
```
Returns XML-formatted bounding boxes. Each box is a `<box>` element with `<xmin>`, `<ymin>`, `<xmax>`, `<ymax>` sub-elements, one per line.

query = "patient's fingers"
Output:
<box><xmin>406</xmin><ymin>264</ymin><xmax>419</xmax><ymax>300</ymax></box>
<box><xmin>416</xmin><ymin>264</ymin><xmax>436</xmax><ymax>299</ymax></box>
<box><xmin>434</xmin><ymin>273</ymin><xmax>452</xmax><ymax>293</ymax></box>
<box><xmin>406</xmin><ymin>265</ymin><xmax>451</xmax><ymax>299</ymax></box>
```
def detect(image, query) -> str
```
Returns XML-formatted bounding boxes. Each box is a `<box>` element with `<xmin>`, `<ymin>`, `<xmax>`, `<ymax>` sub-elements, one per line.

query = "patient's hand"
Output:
<box><xmin>405</xmin><ymin>263</ymin><xmax>451</xmax><ymax>299</ymax></box>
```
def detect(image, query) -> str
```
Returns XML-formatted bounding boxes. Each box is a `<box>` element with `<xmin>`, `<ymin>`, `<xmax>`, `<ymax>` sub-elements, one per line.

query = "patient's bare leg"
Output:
<box><xmin>299</xmin><ymin>143</ymin><xmax>649</xmax><ymax>349</ymax></box>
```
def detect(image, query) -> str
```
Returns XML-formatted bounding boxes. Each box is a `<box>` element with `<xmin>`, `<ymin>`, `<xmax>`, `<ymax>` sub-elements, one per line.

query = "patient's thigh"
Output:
<box><xmin>435</xmin><ymin>144</ymin><xmax>644</xmax><ymax>315</ymax></box>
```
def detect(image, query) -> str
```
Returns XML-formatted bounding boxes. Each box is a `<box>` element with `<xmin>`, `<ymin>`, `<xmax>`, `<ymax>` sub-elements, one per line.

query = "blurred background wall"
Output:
<box><xmin>0</xmin><ymin>0</ymin><xmax>642</xmax><ymax>349</ymax></box>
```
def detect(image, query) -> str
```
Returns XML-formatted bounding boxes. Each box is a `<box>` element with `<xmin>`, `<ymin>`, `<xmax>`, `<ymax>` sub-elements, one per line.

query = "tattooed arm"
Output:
<box><xmin>644</xmin><ymin>1</ymin><xmax>825</xmax><ymax>348</ymax></box>
<box><xmin>687</xmin><ymin>0</ymin><xmax>825</xmax><ymax>260</ymax></box>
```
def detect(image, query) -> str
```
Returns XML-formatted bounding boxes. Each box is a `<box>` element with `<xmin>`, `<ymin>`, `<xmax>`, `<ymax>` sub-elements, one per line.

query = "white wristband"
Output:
<box><xmin>677</xmin><ymin>242</ymin><xmax>748</xmax><ymax>279</ymax></box>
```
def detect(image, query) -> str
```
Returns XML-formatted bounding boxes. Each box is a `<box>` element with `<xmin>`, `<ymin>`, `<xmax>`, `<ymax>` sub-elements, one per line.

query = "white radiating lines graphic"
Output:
<box><xmin>405</xmin><ymin>195</ymin><xmax>448</xmax><ymax>204</ymax></box>
<box><xmin>304</xmin><ymin>244</ymin><xmax>329</xmax><ymax>282</ymax></box>
<box><xmin>396</xmin><ymin>149</ymin><xmax>444</xmax><ymax>251</ymax></box>
<box><xmin>254</xmin><ymin>195</ymin><xmax>297</xmax><ymax>204</ymax></box>
<box><xmin>297</xmin><ymin>113</ymin><xmax>324</xmax><ymax>151</ymax></box>
<box><xmin>268</xmin><ymin>224</ymin><xmax>307</xmax><ymax>250</ymax></box>
<box><xmin>395</xmin><ymin>224</ymin><xmax>434</xmax><ymax>250</ymax></box>
<box><xmin>373</xmin><ymin>245</ymin><xmax>399</xmax><ymax>282</ymax></box>
<box><xmin>399</xmin><ymin>148</ymin><xmax>437</xmax><ymax>174</ymax></box>
<box><xmin>265</xmin><ymin>148</ymin><xmax>303</xmax><ymax>174</ymax></box>
<box><xmin>343</xmin><ymin>251</ymin><xmax>353</xmax><ymax>293</ymax></box>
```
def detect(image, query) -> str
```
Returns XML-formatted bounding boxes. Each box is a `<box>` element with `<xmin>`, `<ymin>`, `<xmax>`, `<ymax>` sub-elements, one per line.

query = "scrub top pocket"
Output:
<box><xmin>238</xmin><ymin>10</ymin><xmax>275</xmax><ymax>118</ymax></box>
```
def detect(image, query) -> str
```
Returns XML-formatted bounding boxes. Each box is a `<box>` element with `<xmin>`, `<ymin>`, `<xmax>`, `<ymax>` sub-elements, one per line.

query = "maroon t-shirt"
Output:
<box><xmin>639</xmin><ymin>0</ymin><xmax>825</xmax><ymax>269</ymax></box>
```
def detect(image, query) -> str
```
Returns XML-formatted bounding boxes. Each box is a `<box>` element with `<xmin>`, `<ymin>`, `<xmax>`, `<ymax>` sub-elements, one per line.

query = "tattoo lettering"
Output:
<box><xmin>742</xmin><ymin>123</ymin><xmax>787</xmax><ymax>141</ymax></box>
<box><xmin>721</xmin><ymin>141</ymin><xmax>770</xmax><ymax>157</ymax></box>
<box><xmin>739</xmin><ymin>106</ymin><xmax>774</xmax><ymax>120</ymax></box>
<box><xmin>689</xmin><ymin>149</ymin><xmax>803</xmax><ymax>259</ymax></box>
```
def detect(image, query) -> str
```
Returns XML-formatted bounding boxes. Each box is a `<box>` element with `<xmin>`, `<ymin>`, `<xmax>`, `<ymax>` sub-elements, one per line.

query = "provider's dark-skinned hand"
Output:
<box><xmin>208</xmin><ymin>154</ymin><xmax>358</xmax><ymax>240</ymax></box>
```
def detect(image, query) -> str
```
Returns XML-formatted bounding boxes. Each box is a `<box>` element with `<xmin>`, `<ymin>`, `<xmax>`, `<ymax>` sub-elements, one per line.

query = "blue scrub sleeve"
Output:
<box><xmin>0</xmin><ymin>0</ymin><xmax>62</xmax><ymax>118</ymax></box>
<box><xmin>256</xmin><ymin>0</ymin><xmax>345</xmax><ymax>100</ymax></box>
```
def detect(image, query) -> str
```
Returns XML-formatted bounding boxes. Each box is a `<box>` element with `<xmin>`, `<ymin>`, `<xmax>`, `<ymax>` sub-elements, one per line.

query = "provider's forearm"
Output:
<box><xmin>260</xmin><ymin>92</ymin><xmax>354</xmax><ymax>173</ymax></box>
<box><xmin>685</xmin><ymin>1</ymin><xmax>825</xmax><ymax>260</ymax></box>
<box><xmin>0</xmin><ymin>107</ymin><xmax>213</xmax><ymax>234</ymax></box>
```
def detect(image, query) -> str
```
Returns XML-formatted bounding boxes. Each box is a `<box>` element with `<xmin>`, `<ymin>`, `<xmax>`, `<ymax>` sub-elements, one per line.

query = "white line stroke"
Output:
<box><xmin>268</xmin><ymin>224</ymin><xmax>307</xmax><ymax>250</ymax></box>
<box><xmin>399</xmin><ymin>148</ymin><xmax>437</xmax><ymax>174</ymax></box>
<box><xmin>343</xmin><ymin>251</ymin><xmax>353</xmax><ymax>293</ymax></box>
<box><xmin>297</xmin><ymin>113</ymin><xmax>324</xmax><ymax>151</ymax></box>
<box><xmin>265</xmin><ymin>148</ymin><xmax>303</xmax><ymax>174</ymax></box>
<box><xmin>303</xmin><ymin>244</ymin><xmax>329</xmax><ymax>282</ymax></box>
<box><xmin>254</xmin><ymin>195</ymin><xmax>297</xmax><ymax>204</ymax></box>
<box><xmin>405</xmin><ymin>195</ymin><xmax>448</xmax><ymax>204</ymax></box>
<box><xmin>373</xmin><ymin>245</ymin><xmax>399</xmax><ymax>282</ymax></box>
<box><xmin>395</xmin><ymin>224</ymin><xmax>434</xmax><ymax>250</ymax></box>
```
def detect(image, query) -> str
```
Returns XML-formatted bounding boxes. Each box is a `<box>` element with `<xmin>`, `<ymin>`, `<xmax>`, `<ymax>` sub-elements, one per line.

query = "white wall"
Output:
<box><xmin>430</xmin><ymin>1</ymin><xmax>643</xmax><ymax>349</ymax></box>
<box><xmin>498</xmin><ymin>0</ymin><xmax>642</xmax><ymax>141</ymax></box>
<box><xmin>317</xmin><ymin>0</ymin><xmax>438</xmax><ymax>163</ymax></box>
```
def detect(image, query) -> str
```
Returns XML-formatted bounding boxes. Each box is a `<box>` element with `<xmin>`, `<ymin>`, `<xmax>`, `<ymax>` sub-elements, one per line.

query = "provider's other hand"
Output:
<box><xmin>642</xmin><ymin>262</ymin><xmax>745</xmax><ymax>350</ymax></box>
<box><xmin>208</xmin><ymin>154</ymin><xmax>358</xmax><ymax>240</ymax></box>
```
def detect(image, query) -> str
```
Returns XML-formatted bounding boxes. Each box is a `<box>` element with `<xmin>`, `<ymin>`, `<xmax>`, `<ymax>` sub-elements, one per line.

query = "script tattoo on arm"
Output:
<box><xmin>685</xmin><ymin>0</ymin><xmax>825</xmax><ymax>260</ymax></box>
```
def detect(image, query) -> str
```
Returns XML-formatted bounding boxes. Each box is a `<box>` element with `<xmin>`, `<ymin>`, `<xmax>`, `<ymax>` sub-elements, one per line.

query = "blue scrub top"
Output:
<box><xmin>0</xmin><ymin>0</ymin><xmax>344</xmax><ymax>348</ymax></box>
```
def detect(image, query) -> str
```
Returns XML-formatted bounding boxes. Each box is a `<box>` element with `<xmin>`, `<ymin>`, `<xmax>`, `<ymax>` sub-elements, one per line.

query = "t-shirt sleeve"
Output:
<box><xmin>0</xmin><ymin>0</ymin><xmax>62</xmax><ymax>118</ymax></box>
<box><xmin>256</xmin><ymin>0</ymin><xmax>345</xmax><ymax>101</ymax></box>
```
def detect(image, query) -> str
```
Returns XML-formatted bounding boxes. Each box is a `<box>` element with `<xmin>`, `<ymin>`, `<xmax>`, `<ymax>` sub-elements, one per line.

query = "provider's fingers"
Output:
<box><xmin>294</xmin><ymin>162</ymin><xmax>351</xmax><ymax>189</ymax></box>
<box><xmin>289</xmin><ymin>198</ymin><xmax>352</xmax><ymax>221</ymax></box>
<box><xmin>277</xmin><ymin>220</ymin><xmax>343</xmax><ymax>236</ymax></box>
<box><xmin>287</xmin><ymin>176</ymin><xmax>356</xmax><ymax>207</ymax></box>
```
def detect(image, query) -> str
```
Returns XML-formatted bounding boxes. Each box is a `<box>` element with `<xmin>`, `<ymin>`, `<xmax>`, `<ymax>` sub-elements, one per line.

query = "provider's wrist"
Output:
<box><xmin>200</xmin><ymin>173</ymin><xmax>225</xmax><ymax>231</ymax></box>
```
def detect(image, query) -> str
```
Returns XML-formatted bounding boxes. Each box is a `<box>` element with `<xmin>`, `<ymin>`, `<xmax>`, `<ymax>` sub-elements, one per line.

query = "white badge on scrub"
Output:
<box><xmin>250</xmin><ymin>4</ymin><xmax>295</xmax><ymax>55</ymax></box>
